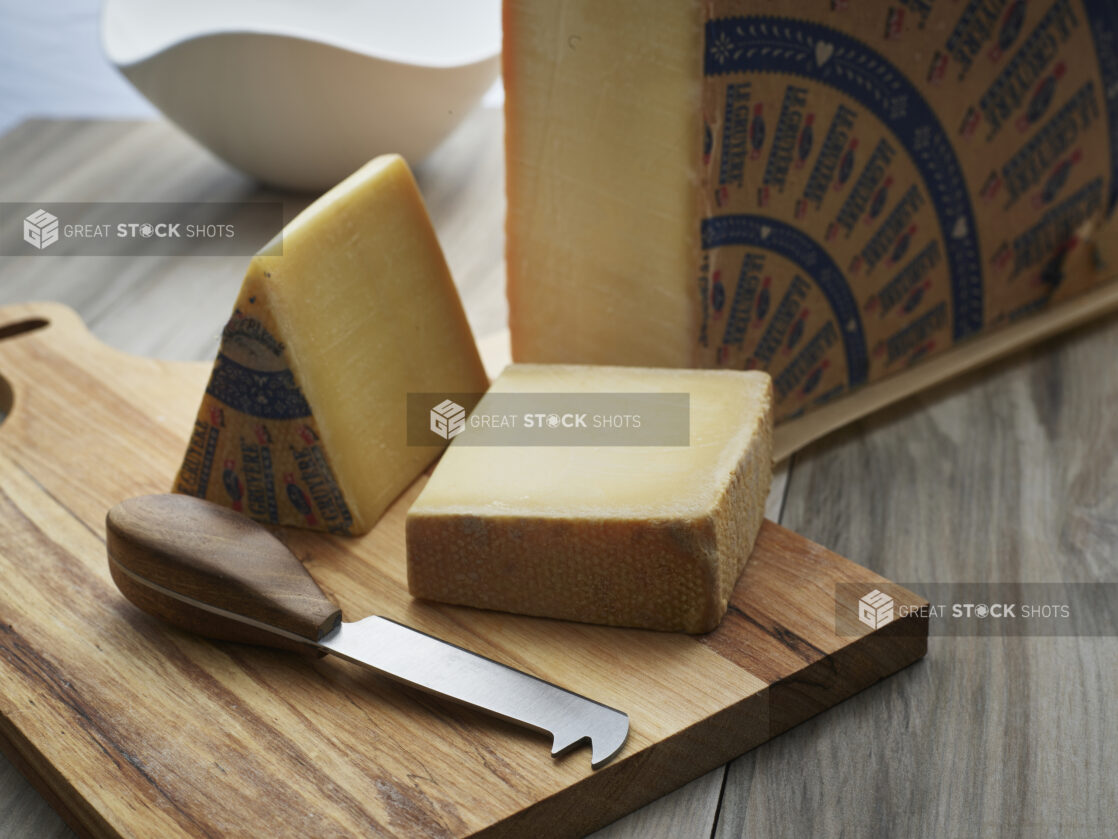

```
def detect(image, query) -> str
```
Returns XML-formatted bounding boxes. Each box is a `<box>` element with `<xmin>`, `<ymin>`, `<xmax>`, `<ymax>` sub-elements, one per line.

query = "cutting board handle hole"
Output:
<box><xmin>0</xmin><ymin>318</ymin><xmax>49</xmax><ymax>426</ymax></box>
<box><xmin>0</xmin><ymin>374</ymin><xmax>11</xmax><ymax>426</ymax></box>
<box><xmin>0</xmin><ymin>317</ymin><xmax>49</xmax><ymax>342</ymax></box>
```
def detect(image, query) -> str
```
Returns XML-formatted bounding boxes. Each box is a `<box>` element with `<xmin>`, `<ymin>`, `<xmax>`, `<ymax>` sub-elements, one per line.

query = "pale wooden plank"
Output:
<box><xmin>413</xmin><ymin>104</ymin><xmax>508</xmax><ymax>344</ymax></box>
<box><xmin>716</xmin><ymin>320</ymin><xmax>1118</xmax><ymax>837</ymax></box>
<box><xmin>589</xmin><ymin>769</ymin><xmax>724</xmax><ymax>839</ymax></box>
<box><xmin>0</xmin><ymin>759</ymin><xmax>72</xmax><ymax>839</ymax></box>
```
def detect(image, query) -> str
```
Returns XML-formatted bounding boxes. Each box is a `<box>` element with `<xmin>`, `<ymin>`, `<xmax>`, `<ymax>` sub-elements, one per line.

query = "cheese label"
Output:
<box><xmin>174</xmin><ymin>280</ymin><xmax>356</xmax><ymax>534</ymax></box>
<box><xmin>698</xmin><ymin>0</ymin><xmax>1118</xmax><ymax>421</ymax></box>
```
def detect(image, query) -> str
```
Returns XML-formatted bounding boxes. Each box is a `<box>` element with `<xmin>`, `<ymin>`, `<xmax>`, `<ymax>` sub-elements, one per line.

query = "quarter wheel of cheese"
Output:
<box><xmin>175</xmin><ymin>155</ymin><xmax>489</xmax><ymax>534</ymax></box>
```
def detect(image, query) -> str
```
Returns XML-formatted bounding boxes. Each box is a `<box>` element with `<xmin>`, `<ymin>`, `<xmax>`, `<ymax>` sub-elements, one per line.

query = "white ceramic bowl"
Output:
<box><xmin>102</xmin><ymin>0</ymin><xmax>501</xmax><ymax>190</ymax></box>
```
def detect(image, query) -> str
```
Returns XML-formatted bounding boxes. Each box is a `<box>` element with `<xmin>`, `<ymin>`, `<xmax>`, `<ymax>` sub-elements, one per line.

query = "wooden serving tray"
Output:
<box><xmin>0</xmin><ymin>303</ymin><xmax>928</xmax><ymax>838</ymax></box>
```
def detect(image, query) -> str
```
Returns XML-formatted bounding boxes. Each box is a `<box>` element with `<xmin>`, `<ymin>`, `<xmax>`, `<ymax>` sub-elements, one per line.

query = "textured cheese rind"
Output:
<box><xmin>174</xmin><ymin>278</ymin><xmax>356</xmax><ymax>533</ymax></box>
<box><xmin>709</xmin><ymin>403</ymin><xmax>772</xmax><ymax>627</ymax></box>
<box><xmin>175</xmin><ymin>154</ymin><xmax>489</xmax><ymax>534</ymax></box>
<box><xmin>406</xmin><ymin>366</ymin><xmax>773</xmax><ymax>633</ymax></box>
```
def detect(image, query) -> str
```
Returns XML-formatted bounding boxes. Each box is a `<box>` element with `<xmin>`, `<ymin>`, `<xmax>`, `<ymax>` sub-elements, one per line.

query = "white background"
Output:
<box><xmin>0</xmin><ymin>0</ymin><xmax>156</xmax><ymax>134</ymax></box>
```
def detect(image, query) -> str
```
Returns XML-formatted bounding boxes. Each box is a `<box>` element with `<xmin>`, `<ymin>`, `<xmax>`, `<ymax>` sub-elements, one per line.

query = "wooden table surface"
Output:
<box><xmin>0</xmin><ymin>110</ymin><xmax>1115</xmax><ymax>839</ymax></box>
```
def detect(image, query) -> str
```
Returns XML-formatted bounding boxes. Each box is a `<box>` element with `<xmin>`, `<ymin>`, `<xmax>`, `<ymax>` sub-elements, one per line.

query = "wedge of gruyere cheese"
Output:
<box><xmin>505</xmin><ymin>0</ymin><xmax>1118</xmax><ymax>424</ymax></box>
<box><xmin>406</xmin><ymin>365</ymin><xmax>773</xmax><ymax>633</ymax></box>
<box><xmin>174</xmin><ymin>154</ymin><xmax>488</xmax><ymax>535</ymax></box>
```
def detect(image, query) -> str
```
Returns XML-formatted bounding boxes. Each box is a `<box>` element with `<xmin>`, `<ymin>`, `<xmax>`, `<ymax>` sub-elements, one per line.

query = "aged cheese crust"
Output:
<box><xmin>406</xmin><ymin>365</ymin><xmax>773</xmax><ymax>633</ymax></box>
<box><xmin>175</xmin><ymin>276</ymin><xmax>357</xmax><ymax>533</ymax></box>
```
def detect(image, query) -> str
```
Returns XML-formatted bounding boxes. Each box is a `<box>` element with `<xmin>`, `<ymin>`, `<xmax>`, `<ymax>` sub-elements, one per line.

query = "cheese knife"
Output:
<box><xmin>105</xmin><ymin>494</ymin><xmax>629</xmax><ymax>769</ymax></box>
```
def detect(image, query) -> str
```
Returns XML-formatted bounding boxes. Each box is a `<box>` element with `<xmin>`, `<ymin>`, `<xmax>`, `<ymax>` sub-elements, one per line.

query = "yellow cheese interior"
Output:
<box><xmin>413</xmin><ymin>365</ymin><xmax>765</xmax><ymax>519</ymax></box>
<box><xmin>505</xmin><ymin>0</ymin><xmax>703</xmax><ymax>367</ymax></box>
<box><xmin>175</xmin><ymin>154</ymin><xmax>488</xmax><ymax>534</ymax></box>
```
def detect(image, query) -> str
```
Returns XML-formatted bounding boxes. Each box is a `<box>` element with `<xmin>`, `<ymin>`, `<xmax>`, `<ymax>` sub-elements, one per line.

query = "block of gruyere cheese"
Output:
<box><xmin>406</xmin><ymin>364</ymin><xmax>773</xmax><ymax>633</ymax></box>
<box><xmin>174</xmin><ymin>154</ymin><xmax>488</xmax><ymax>534</ymax></box>
<box><xmin>506</xmin><ymin>0</ymin><xmax>1118</xmax><ymax>424</ymax></box>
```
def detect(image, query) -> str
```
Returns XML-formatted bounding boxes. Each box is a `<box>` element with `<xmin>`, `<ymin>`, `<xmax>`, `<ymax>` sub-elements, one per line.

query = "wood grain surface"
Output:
<box><xmin>0</xmin><ymin>110</ymin><xmax>1114</xmax><ymax>838</ymax></box>
<box><xmin>725</xmin><ymin>323</ymin><xmax>1118</xmax><ymax>839</ymax></box>
<box><xmin>0</xmin><ymin>301</ymin><xmax>925</xmax><ymax>837</ymax></box>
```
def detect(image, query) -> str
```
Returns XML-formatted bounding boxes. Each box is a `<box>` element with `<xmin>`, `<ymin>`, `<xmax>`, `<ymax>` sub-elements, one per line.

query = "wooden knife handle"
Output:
<box><xmin>106</xmin><ymin>494</ymin><xmax>342</xmax><ymax>652</ymax></box>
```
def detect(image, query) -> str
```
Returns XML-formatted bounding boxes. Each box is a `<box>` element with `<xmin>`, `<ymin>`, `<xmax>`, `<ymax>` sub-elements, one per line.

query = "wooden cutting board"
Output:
<box><xmin>0</xmin><ymin>302</ymin><xmax>928</xmax><ymax>839</ymax></box>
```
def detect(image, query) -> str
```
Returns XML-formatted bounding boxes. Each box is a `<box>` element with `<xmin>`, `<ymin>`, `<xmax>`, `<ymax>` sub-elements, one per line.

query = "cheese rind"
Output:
<box><xmin>175</xmin><ymin>154</ymin><xmax>488</xmax><ymax>534</ymax></box>
<box><xmin>406</xmin><ymin>365</ymin><xmax>773</xmax><ymax>633</ymax></box>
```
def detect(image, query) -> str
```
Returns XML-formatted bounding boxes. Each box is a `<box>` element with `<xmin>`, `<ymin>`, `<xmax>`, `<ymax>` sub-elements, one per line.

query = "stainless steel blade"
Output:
<box><xmin>319</xmin><ymin>616</ymin><xmax>629</xmax><ymax>768</ymax></box>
